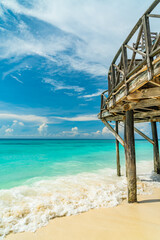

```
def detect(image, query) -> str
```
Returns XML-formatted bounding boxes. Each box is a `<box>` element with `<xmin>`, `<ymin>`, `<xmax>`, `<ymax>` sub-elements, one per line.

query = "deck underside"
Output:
<box><xmin>99</xmin><ymin>57</ymin><xmax>160</xmax><ymax>123</ymax></box>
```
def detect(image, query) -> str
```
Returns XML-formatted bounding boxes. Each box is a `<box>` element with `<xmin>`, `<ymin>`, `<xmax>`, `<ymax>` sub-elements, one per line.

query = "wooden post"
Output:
<box><xmin>124</xmin><ymin>119</ymin><xmax>128</xmax><ymax>178</ymax></box>
<box><xmin>125</xmin><ymin>110</ymin><xmax>137</xmax><ymax>203</ymax></box>
<box><xmin>115</xmin><ymin>121</ymin><xmax>121</xmax><ymax>176</ymax></box>
<box><xmin>151</xmin><ymin>122</ymin><xmax>160</xmax><ymax>174</ymax></box>
<box><xmin>142</xmin><ymin>14</ymin><xmax>153</xmax><ymax>80</ymax></box>
<box><xmin>122</xmin><ymin>44</ymin><xmax>129</xmax><ymax>95</ymax></box>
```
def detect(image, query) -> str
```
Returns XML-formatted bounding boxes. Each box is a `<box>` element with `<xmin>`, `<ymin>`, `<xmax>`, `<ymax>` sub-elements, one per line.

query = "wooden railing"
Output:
<box><xmin>100</xmin><ymin>0</ymin><xmax>160</xmax><ymax>117</ymax></box>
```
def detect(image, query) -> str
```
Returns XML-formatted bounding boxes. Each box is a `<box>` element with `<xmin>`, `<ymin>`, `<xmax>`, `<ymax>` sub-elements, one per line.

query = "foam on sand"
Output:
<box><xmin>0</xmin><ymin>161</ymin><xmax>160</xmax><ymax>239</ymax></box>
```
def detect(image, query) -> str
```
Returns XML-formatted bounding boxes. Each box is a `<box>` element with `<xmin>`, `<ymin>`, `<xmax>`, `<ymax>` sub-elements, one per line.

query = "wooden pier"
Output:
<box><xmin>99</xmin><ymin>0</ymin><xmax>160</xmax><ymax>203</ymax></box>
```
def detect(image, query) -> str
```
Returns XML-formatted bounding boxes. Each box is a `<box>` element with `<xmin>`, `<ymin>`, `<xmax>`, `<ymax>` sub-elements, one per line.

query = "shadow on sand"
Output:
<box><xmin>138</xmin><ymin>199</ymin><xmax>160</xmax><ymax>204</ymax></box>
<box><xmin>137</xmin><ymin>171</ymin><xmax>160</xmax><ymax>204</ymax></box>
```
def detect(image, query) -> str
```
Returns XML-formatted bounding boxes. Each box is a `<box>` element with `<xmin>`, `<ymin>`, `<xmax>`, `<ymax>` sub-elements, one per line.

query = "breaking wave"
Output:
<box><xmin>0</xmin><ymin>161</ymin><xmax>160</xmax><ymax>239</ymax></box>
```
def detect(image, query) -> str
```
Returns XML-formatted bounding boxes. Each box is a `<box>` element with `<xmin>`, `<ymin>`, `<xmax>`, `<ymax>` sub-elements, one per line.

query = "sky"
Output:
<box><xmin>0</xmin><ymin>0</ymin><xmax>159</xmax><ymax>138</ymax></box>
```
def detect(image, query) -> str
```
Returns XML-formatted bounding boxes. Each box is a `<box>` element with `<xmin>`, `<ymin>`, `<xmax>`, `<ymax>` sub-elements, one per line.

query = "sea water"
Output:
<box><xmin>0</xmin><ymin>139</ymin><xmax>160</xmax><ymax>238</ymax></box>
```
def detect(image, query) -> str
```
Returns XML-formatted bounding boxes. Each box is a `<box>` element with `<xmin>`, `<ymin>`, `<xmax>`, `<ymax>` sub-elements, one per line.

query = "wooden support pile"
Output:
<box><xmin>99</xmin><ymin>0</ymin><xmax>160</xmax><ymax>203</ymax></box>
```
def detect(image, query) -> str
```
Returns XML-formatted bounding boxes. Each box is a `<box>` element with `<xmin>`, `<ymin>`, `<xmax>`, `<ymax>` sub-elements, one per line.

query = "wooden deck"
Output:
<box><xmin>99</xmin><ymin>0</ymin><xmax>160</xmax><ymax>123</ymax></box>
<box><xmin>99</xmin><ymin>0</ymin><xmax>160</xmax><ymax>203</ymax></box>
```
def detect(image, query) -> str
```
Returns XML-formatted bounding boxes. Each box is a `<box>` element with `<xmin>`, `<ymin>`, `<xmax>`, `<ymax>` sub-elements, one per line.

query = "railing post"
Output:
<box><xmin>122</xmin><ymin>44</ymin><xmax>129</xmax><ymax>95</ymax></box>
<box><xmin>142</xmin><ymin>14</ymin><xmax>154</xmax><ymax>80</ymax></box>
<box><xmin>108</xmin><ymin>72</ymin><xmax>111</xmax><ymax>95</ymax></box>
<box><xmin>111</xmin><ymin>64</ymin><xmax>116</xmax><ymax>105</ymax></box>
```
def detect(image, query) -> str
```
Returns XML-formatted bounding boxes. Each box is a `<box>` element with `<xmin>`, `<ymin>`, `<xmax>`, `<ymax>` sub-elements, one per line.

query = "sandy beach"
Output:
<box><xmin>5</xmin><ymin>188</ymin><xmax>160</xmax><ymax>240</ymax></box>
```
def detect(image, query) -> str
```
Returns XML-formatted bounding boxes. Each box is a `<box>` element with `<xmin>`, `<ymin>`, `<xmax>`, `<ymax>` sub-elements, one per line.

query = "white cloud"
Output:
<box><xmin>102</xmin><ymin>127</ymin><xmax>110</xmax><ymax>135</ymax></box>
<box><xmin>54</xmin><ymin>114</ymin><xmax>98</xmax><ymax>122</ymax></box>
<box><xmin>5</xmin><ymin>128</ymin><xmax>14</xmax><ymax>134</ymax></box>
<box><xmin>62</xmin><ymin>126</ymin><xmax>79</xmax><ymax>136</ymax></box>
<box><xmin>135</xmin><ymin>122</ymin><xmax>150</xmax><ymax>137</ymax></box>
<box><xmin>11</xmin><ymin>75</ymin><xmax>23</xmax><ymax>84</ymax></box>
<box><xmin>1</xmin><ymin>0</ymin><xmax>153</xmax><ymax>77</ymax></box>
<box><xmin>92</xmin><ymin>130</ymin><xmax>101</xmax><ymax>135</ymax></box>
<box><xmin>38</xmin><ymin>123</ymin><xmax>48</xmax><ymax>134</ymax></box>
<box><xmin>0</xmin><ymin>113</ymin><xmax>47</xmax><ymax>123</ymax></box>
<box><xmin>80</xmin><ymin>89</ymin><xmax>104</xmax><ymax>99</ymax></box>
<box><xmin>71</xmin><ymin>127</ymin><xmax>78</xmax><ymax>132</ymax></box>
<box><xmin>43</xmin><ymin>78</ymin><xmax>84</xmax><ymax>93</ymax></box>
<box><xmin>19</xmin><ymin>122</ymin><xmax>24</xmax><ymax>126</ymax></box>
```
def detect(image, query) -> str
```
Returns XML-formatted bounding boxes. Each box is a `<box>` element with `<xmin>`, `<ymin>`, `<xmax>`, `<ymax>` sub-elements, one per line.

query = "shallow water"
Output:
<box><xmin>0</xmin><ymin>139</ymin><xmax>159</xmax><ymax>238</ymax></box>
<box><xmin>0</xmin><ymin>139</ymin><xmax>154</xmax><ymax>189</ymax></box>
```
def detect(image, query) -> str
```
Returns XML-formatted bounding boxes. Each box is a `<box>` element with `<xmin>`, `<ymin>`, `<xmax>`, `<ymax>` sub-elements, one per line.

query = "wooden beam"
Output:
<box><xmin>115</xmin><ymin>121</ymin><xmax>121</xmax><ymax>176</ymax></box>
<box><xmin>151</xmin><ymin>34</ymin><xmax>160</xmax><ymax>51</ymax></box>
<box><xmin>127</xmin><ymin>87</ymin><xmax>160</xmax><ymax>100</ymax></box>
<box><xmin>109</xmin><ymin>98</ymin><xmax>160</xmax><ymax>113</ymax></box>
<box><xmin>128</xmin><ymin>25</ymin><xmax>143</xmax><ymax>72</ymax></box>
<box><xmin>118</xmin><ymin>123</ymin><xmax>154</xmax><ymax>144</ymax></box>
<box><xmin>150</xmin><ymin>46</ymin><xmax>160</xmax><ymax>58</ymax></box>
<box><xmin>101</xmin><ymin>119</ymin><xmax>125</xmax><ymax>147</ymax></box>
<box><xmin>134</xmin><ymin>127</ymin><xmax>154</xmax><ymax>144</ymax></box>
<box><xmin>148</xmin><ymin>14</ymin><xmax>160</xmax><ymax>18</ymax></box>
<box><xmin>125</xmin><ymin>44</ymin><xmax>146</xmax><ymax>57</ymax></box>
<box><xmin>125</xmin><ymin>110</ymin><xmax>137</xmax><ymax>203</ymax></box>
<box><xmin>113</xmin><ymin>64</ymin><xmax>124</xmax><ymax>75</ymax></box>
<box><xmin>134</xmin><ymin>110</ymin><xmax>160</xmax><ymax>119</ymax></box>
<box><xmin>101</xmin><ymin>114</ymin><xmax>160</xmax><ymax>123</ymax></box>
<box><xmin>142</xmin><ymin>15</ymin><xmax>153</xmax><ymax>80</ymax></box>
<box><xmin>151</xmin><ymin>122</ymin><xmax>160</xmax><ymax>174</ymax></box>
<box><xmin>144</xmin><ymin>0</ymin><xmax>160</xmax><ymax>15</ymax></box>
<box><xmin>110</xmin><ymin>0</ymin><xmax>159</xmax><ymax>68</ymax></box>
<box><xmin>127</xmin><ymin>59</ymin><xmax>146</xmax><ymax>79</ymax></box>
<box><xmin>122</xmin><ymin>44</ymin><xmax>129</xmax><ymax>95</ymax></box>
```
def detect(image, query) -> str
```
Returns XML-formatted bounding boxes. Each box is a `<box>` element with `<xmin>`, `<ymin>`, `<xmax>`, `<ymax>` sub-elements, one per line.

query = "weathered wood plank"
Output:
<box><xmin>108</xmin><ymin>62</ymin><xmax>160</xmax><ymax>109</ymax></box>
<box><xmin>109</xmin><ymin>98</ymin><xmax>160</xmax><ymax>113</ymax></box>
<box><xmin>142</xmin><ymin>15</ymin><xmax>153</xmax><ymax>80</ymax></box>
<box><xmin>134</xmin><ymin>127</ymin><xmax>154</xmax><ymax>144</ymax></box>
<box><xmin>122</xmin><ymin>44</ymin><xmax>128</xmax><ymax>94</ymax></box>
<box><xmin>127</xmin><ymin>87</ymin><xmax>160</xmax><ymax>100</ymax></box>
<box><xmin>125</xmin><ymin>44</ymin><xmax>146</xmax><ymax>57</ymax></box>
<box><xmin>148</xmin><ymin>14</ymin><xmax>160</xmax><ymax>18</ymax></box>
<box><xmin>128</xmin><ymin>25</ymin><xmax>143</xmax><ymax>72</ymax></box>
<box><xmin>134</xmin><ymin>109</ymin><xmax>160</xmax><ymax>119</ymax></box>
<box><xmin>101</xmin><ymin>120</ymin><xmax>125</xmax><ymax>147</ymax></box>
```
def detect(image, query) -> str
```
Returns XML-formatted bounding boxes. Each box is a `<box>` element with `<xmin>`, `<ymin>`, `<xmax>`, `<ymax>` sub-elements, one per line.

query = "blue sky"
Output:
<box><xmin>0</xmin><ymin>0</ymin><xmax>159</xmax><ymax>138</ymax></box>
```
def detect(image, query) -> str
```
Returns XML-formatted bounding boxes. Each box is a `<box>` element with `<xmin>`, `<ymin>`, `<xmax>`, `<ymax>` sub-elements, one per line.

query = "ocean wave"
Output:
<box><xmin>0</xmin><ymin>161</ymin><xmax>160</xmax><ymax>239</ymax></box>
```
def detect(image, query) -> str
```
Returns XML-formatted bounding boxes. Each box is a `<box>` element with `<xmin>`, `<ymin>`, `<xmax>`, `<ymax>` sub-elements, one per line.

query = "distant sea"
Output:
<box><xmin>0</xmin><ymin>139</ymin><xmax>159</xmax><ymax>238</ymax></box>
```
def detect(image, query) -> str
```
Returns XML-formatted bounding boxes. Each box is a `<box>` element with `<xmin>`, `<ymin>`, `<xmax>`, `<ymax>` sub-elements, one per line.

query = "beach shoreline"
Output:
<box><xmin>5</xmin><ymin>187</ymin><xmax>160</xmax><ymax>240</ymax></box>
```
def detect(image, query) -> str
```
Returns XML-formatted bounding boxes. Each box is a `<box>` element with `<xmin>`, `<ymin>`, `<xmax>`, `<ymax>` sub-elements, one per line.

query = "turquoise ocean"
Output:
<box><xmin>0</xmin><ymin>139</ymin><xmax>159</xmax><ymax>238</ymax></box>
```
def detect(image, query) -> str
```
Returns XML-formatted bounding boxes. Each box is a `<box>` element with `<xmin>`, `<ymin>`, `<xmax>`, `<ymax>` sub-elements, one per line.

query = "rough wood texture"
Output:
<box><xmin>125</xmin><ymin>110</ymin><xmax>137</xmax><ymax>203</ymax></box>
<box><xmin>151</xmin><ymin>122</ymin><xmax>160</xmax><ymax>173</ymax></box>
<box><xmin>134</xmin><ymin>127</ymin><xmax>154</xmax><ymax>145</ymax></box>
<box><xmin>115</xmin><ymin>122</ymin><xmax>121</xmax><ymax>176</ymax></box>
<box><xmin>102</xmin><ymin>120</ymin><xmax>125</xmax><ymax>147</ymax></box>
<box><xmin>99</xmin><ymin>1</ymin><xmax>160</xmax><ymax>204</ymax></box>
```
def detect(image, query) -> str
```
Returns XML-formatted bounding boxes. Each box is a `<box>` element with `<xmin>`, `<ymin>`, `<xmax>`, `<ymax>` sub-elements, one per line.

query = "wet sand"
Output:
<box><xmin>6</xmin><ymin>188</ymin><xmax>160</xmax><ymax>240</ymax></box>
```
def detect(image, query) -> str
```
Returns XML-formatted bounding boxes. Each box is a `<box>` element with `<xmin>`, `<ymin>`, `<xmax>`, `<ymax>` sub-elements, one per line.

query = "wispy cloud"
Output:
<box><xmin>43</xmin><ymin>78</ymin><xmax>84</xmax><ymax>93</ymax></box>
<box><xmin>0</xmin><ymin>113</ymin><xmax>48</xmax><ymax>123</ymax></box>
<box><xmin>1</xmin><ymin>0</ymin><xmax>151</xmax><ymax>77</ymax></box>
<box><xmin>54</xmin><ymin>114</ymin><xmax>98</xmax><ymax>122</ymax></box>
<box><xmin>79</xmin><ymin>89</ymin><xmax>104</xmax><ymax>99</ymax></box>
<box><xmin>38</xmin><ymin>122</ymin><xmax>48</xmax><ymax>135</ymax></box>
<box><xmin>10</xmin><ymin>75</ymin><xmax>23</xmax><ymax>84</ymax></box>
<box><xmin>5</xmin><ymin>128</ymin><xmax>14</xmax><ymax>134</ymax></box>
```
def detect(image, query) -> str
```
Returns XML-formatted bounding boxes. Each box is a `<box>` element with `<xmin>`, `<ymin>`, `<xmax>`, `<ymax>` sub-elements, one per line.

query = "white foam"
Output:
<box><xmin>0</xmin><ymin>160</ymin><xmax>160</xmax><ymax>239</ymax></box>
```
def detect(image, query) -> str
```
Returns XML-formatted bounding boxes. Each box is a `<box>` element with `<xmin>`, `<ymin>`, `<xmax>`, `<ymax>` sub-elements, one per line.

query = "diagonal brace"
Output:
<box><xmin>102</xmin><ymin>119</ymin><xmax>125</xmax><ymax>147</ymax></box>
